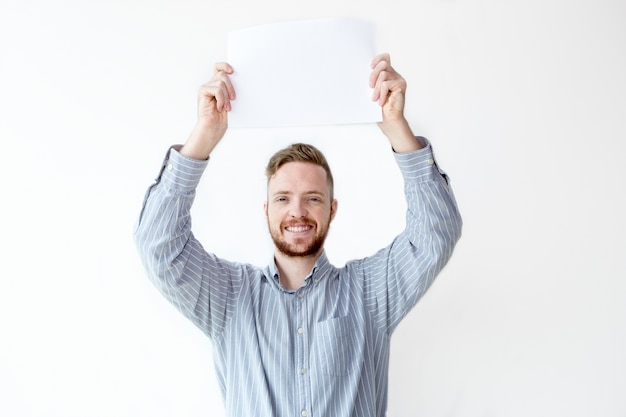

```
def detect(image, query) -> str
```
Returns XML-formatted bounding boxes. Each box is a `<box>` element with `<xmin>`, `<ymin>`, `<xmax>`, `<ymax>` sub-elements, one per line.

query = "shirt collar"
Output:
<box><xmin>265</xmin><ymin>251</ymin><xmax>332</xmax><ymax>290</ymax></box>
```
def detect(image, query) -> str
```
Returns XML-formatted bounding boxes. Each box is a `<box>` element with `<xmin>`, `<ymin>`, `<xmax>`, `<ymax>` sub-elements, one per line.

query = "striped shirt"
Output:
<box><xmin>134</xmin><ymin>141</ymin><xmax>462</xmax><ymax>417</ymax></box>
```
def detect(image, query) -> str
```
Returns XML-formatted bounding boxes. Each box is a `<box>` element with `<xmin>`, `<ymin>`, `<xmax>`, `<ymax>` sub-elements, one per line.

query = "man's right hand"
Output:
<box><xmin>181</xmin><ymin>62</ymin><xmax>235</xmax><ymax>160</ymax></box>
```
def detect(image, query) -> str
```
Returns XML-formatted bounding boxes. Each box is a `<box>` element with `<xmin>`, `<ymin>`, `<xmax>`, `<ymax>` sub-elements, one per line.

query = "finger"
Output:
<box><xmin>215</xmin><ymin>79</ymin><xmax>235</xmax><ymax>112</ymax></box>
<box><xmin>369</xmin><ymin>58</ymin><xmax>386</xmax><ymax>88</ymax></box>
<box><xmin>198</xmin><ymin>80</ymin><xmax>230</xmax><ymax>112</ymax></box>
<box><xmin>214</xmin><ymin>62</ymin><xmax>236</xmax><ymax>100</ymax></box>
<box><xmin>369</xmin><ymin>55</ymin><xmax>385</xmax><ymax>88</ymax></box>
<box><xmin>223</xmin><ymin>75</ymin><xmax>236</xmax><ymax>101</ymax></box>
<box><xmin>370</xmin><ymin>52</ymin><xmax>390</xmax><ymax>69</ymax></box>
<box><xmin>369</xmin><ymin>58</ymin><xmax>395</xmax><ymax>92</ymax></box>
<box><xmin>371</xmin><ymin>65</ymin><xmax>392</xmax><ymax>102</ymax></box>
<box><xmin>214</xmin><ymin>62</ymin><xmax>234</xmax><ymax>74</ymax></box>
<box><xmin>214</xmin><ymin>88</ymin><xmax>228</xmax><ymax>112</ymax></box>
<box><xmin>377</xmin><ymin>79</ymin><xmax>390</xmax><ymax>106</ymax></box>
<box><xmin>374</xmin><ymin>69</ymin><xmax>402</xmax><ymax>106</ymax></box>
<box><xmin>198</xmin><ymin>85</ymin><xmax>218</xmax><ymax>112</ymax></box>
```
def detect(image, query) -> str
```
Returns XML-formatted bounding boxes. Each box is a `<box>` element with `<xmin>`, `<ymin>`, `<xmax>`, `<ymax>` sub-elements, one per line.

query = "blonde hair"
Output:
<box><xmin>265</xmin><ymin>143</ymin><xmax>334</xmax><ymax>199</ymax></box>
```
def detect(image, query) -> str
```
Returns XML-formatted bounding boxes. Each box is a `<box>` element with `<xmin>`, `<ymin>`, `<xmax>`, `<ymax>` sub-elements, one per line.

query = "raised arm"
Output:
<box><xmin>134</xmin><ymin>63</ymin><xmax>244</xmax><ymax>339</ymax></box>
<box><xmin>360</xmin><ymin>53</ymin><xmax>462</xmax><ymax>335</ymax></box>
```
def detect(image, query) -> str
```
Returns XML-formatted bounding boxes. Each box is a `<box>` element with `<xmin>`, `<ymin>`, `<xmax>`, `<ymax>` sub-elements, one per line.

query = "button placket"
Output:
<box><xmin>294</xmin><ymin>286</ymin><xmax>310</xmax><ymax>417</ymax></box>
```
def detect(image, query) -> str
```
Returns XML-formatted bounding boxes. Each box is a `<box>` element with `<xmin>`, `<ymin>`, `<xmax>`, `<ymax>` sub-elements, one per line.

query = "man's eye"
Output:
<box><xmin>276</xmin><ymin>197</ymin><xmax>287</xmax><ymax>202</ymax></box>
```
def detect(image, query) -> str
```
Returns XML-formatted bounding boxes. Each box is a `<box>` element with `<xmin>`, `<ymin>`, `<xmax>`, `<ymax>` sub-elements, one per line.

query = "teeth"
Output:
<box><xmin>287</xmin><ymin>225</ymin><xmax>311</xmax><ymax>233</ymax></box>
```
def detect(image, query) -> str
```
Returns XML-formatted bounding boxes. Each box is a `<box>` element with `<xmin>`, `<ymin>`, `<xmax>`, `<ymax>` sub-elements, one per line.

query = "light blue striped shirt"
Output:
<box><xmin>134</xmin><ymin>141</ymin><xmax>462</xmax><ymax>417</ymax></box>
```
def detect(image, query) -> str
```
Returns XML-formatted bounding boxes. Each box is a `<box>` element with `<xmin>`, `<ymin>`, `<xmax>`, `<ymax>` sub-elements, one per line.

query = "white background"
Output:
<box><xmin>1</xmin><ymin>1</ymin><xmax>624</xmax><ymax>416</ymax></box>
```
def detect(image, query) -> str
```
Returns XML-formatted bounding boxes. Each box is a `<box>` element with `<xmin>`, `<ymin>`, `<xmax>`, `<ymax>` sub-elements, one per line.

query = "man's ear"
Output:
<box><xmin>330</xmin><ymin>199</ymin><xmax>338</xmax><ymax>221</ymax></box>
<box><xmin>263</xmin><ymin>201</ymin><xmax>268</xmax><ymax>217</ymax></box>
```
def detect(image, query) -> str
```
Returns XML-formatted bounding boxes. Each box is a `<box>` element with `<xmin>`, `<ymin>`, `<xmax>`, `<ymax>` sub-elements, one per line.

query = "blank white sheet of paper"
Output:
<box><xmin>226</xmin><ymin>18</ymin><xmax>381</xmax><ymax>128</ymax></box>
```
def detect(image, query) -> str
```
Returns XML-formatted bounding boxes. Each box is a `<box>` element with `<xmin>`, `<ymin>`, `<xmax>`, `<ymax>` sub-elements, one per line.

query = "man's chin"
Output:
<box><xmin>274</xmin><ymin>239</ymin><xmax>323</xmax><ymax>258</ymax></box>
<box><xmin>270</xmin><ymin>228</ymin><xmax>328</xmax><ymax>258</ymax></box>
<box><xmin>278</xmin><ymin>246</ymin><xmax>319</xmax><ymax>258</ymax></box>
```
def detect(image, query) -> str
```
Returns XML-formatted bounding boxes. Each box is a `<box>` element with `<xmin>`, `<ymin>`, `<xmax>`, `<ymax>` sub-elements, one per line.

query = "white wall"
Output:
<box><xmin>1</xmin><ymin>0</ymin><xmax>624</xmax><ymax>416</ymax></box>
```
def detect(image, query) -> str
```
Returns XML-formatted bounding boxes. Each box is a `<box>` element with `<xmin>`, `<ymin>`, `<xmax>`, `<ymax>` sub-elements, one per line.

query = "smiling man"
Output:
<box><xmin>134</xmin><ymin>53</ymin><xmax>462</xmax><ymax>417</ymax></box>
<box><xmin>264</xmin><ymin>146</ymin><xmax>338</xmax><ymax>289</ymax></box>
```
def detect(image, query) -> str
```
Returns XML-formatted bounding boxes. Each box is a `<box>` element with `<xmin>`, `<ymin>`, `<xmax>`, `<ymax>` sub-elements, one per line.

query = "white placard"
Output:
<box><xmin>226</xmin><ymin>18</ymin><xmax>381</xmax><ymax>128</ymax></box>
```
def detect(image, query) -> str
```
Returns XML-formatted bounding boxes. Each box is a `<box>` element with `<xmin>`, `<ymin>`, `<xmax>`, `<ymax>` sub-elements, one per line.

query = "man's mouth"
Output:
<box><xmin>285</xmin><ymin>224</ymin><xmax>314</xmax><ymax>233</ymax></box>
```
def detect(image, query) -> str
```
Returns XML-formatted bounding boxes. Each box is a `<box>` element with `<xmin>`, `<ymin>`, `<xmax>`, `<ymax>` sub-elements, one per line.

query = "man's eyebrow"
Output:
<box><xmin>270</xmin><ymin>190</ymin><xmax>325</xmax><ymax>197</ymax></box>
<box><xmin>270</xmin><ymin>190</ymin><xmax>292</xmax><ymax>196</ymax></box>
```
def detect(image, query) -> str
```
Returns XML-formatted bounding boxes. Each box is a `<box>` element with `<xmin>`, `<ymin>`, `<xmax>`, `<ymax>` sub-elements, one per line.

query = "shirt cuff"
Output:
<box><xmin>393</xmin><ymin>138</ymin><xmax>438</xmax><ymax>183</ymax></box>
<box><xmin>159</xmin><ymin>145</ymin><xmax>209</xmax><ymax>193</ymax></box>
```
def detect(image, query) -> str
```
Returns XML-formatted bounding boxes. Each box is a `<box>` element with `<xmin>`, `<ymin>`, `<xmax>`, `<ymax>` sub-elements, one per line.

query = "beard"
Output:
<box><xmin>268</xmin><ymin>215</ymin><xmax>331</xmax><ymax>258</ymax></box>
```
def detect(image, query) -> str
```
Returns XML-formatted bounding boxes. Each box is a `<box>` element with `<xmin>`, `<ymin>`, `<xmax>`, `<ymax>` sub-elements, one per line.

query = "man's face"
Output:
<box><xmin>264</xmin><ymin>161</ymin><xmax>337</xmax><ymax>258</ymax></box>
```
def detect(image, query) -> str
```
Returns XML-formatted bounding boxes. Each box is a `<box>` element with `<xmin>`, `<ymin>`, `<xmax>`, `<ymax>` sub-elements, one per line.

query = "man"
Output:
<box><xmin>134</xmin><ymin>53</ymin><xmax>462</xmax><ymax>417</ymax></box>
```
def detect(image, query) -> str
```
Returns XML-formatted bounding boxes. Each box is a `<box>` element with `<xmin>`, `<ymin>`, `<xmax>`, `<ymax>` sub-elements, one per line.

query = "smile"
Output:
<box><xmin>285</xmin><ymin>225</ymin><xmax>313</xmax><ymax>233</ymax></box>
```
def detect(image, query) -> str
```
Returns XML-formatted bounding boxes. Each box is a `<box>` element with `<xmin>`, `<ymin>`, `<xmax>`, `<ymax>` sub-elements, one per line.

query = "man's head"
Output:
<box><xmin>263</xmin><ymin>143</ymin><xmax>337</xmax><ymax>258</ymax></box>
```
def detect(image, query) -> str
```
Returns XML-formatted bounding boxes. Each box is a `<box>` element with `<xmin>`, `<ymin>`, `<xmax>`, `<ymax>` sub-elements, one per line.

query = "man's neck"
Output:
<box><xmin>274</xmin><ymin>251</ymin><xmax>322</xmax><ymax>290</ymax></box>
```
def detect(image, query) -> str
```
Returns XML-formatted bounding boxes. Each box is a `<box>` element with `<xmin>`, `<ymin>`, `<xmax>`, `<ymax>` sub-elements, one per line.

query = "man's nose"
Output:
<box><xmin>288</xmin><ymin>201</ymin><xmax>307</xmax><ymax>218</ymax></box>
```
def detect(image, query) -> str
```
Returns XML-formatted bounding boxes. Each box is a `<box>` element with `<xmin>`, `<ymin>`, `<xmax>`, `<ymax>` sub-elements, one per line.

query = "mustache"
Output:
<box><xmin>281</xmin><ymin>219</ymin><xmax>316</xmax><ymax>228</ymax></box>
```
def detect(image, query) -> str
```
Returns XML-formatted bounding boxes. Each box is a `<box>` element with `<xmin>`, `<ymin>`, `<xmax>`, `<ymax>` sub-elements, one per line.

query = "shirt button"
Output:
<box><xmin>298</xmin><ymin>292</ymin><xmax>304</xmax><ymax>299</ymax></box>
<box><xmin>301</xmin><ymin>410</ymin><xmax>308</xmax><ymax>417</ymax></box>
<box><xmin>166</xmin><ymin>163</ymin><xmax>173</xmax><ymax>171</ymax></box>
<box><xmin>300</xmin><ymin>367</ymin><xmax>306</xmax><ymax>374</ymax></box>
<box><xmin>428</xmin><ymin>158</ymin><xmax>434</xmax><ymax>165</ymax></box>
<box><xmin>297</xmin><ymin>327</ymin><xmax>304</xmax><ymax>334</ymax></box>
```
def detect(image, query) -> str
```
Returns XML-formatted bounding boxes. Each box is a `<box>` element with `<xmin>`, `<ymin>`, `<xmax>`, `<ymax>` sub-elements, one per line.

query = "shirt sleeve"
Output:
<box><xmin>357</xmin><ymin>138</ymin><xmax>463</xmax><ymax>336</ymax></box>
<box><xmin>133</xmin><ymin>146</ymin><xmax>244</xmax><ymax>339</ymax></box>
